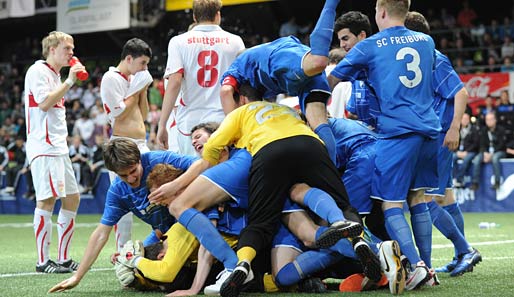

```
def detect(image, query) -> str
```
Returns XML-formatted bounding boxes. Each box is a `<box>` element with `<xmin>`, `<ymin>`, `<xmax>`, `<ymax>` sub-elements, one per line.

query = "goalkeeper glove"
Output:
<box><xmin>116</xmin><ymin>239</ymin><xmax>144</xmax><ymax>269</ymax></box>
<box><xmin>115</xmin><ymin>262</ymin><xmax>135</xmax><ymax>287</ymax></box>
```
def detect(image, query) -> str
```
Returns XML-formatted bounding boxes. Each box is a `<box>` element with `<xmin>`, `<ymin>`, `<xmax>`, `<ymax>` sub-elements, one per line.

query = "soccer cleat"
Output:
<box><xmin>36</xmin><ymin>259</ymin><xmax>73</xmax><ymax>274</ymax></box>
<box><xmin>339</xmin><ymin>273</ymin><xmax>388</xmax><ymax>292</ymax></box>
<box><xmin>204</xmin><ymin>269</ymin><xmax>233</xmax><ymax>295</ymax></box>
<box><xmin>59</xmin><ymin>259</ymin><xmax>79</xmax><ymax>271</ymax></box>
<box><xmin>435</xmin><ymin>258</ymin><xmax>458</xmax><ymax>273</ymax></box>
<box><xmin>425</xmin><ymin>268</ymin><xmax>440</xmax><ymax>286</ymax></box>
<box><xmin>315</xmin><ymin>220</ymin><xmax>363</xmax><ymax>249</ymax></box>
<box><xmin>353</xmin><ymin>237</ymin><xmax>382</xmax><ymax>283</ymax></box>
<box><xmin>378</xmin><ymin>240</ymin><xmax>406</xmax><ymax>295</ymax></box>
<box><xmin>450</xmin><ymin>248</ymin><xmax>482</xmax><ymax>277</ymax></box>
<box><xmin>297</xmin><ymin>277</ymin><xmax>328</xmax><ymax>293</ymax></box>
<box><xmin>405</xmin><ymin>261</ymin><xmax>430</xmax><ymax>290</ymax></box>
<box><xmin>219</xmin><ymin>261</ymin><xmax>254</xmax><ymax>297</ymax></box>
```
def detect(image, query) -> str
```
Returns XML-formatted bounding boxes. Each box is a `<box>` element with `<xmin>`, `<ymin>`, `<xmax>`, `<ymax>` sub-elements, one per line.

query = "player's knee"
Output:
<box><xmin>289</xmin><ymin>183</ymin><xmax>309</xmax><ymax>204</ymax></box>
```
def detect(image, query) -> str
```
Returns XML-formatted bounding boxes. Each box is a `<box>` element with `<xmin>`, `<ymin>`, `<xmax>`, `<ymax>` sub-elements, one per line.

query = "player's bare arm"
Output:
<box><xmin>111</xmin><ymin>90</ymin><xmax>147</xmax><ymax>139</ymax></box>
<box><xmin>220</xmin><ymin>84</ymin><xmax>238</xmax><ymax>115</ymax></box>
<box><xmin>157</xmin><ymin>72</ymin><xmax>182</xmax><ymax>149</ymax></box>
<box><xmin>444</xmin><ymin>87</ymin><xmax>469</xmax><ymax>151</ymax></box>
<box><xmin>39</xmin><ymin>63</ymin><xmax>84</xmax><ymax>112</ymax></box>
<box><xmin>49</xmin><ymin>224</ymin><xmax>113</xmax><ymax>293</ymax></box>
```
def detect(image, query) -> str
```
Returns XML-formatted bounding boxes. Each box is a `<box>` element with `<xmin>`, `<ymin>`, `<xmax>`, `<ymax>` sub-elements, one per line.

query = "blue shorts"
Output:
<box><xmin>343</xmin><ymin>142</ymin><xmax>375</xmax><ymax>214</ymax></box>
<box><xmin>201</xmin><ymin>148</ymin><xmax>251</xmax><ymax>209</ymax></box>
<box><xmin>425</xmin><ymin>132</ymin><xmax>453</xmax><ymax>196</ymax></box>
<box><xmin>282</xmin><ymin>198</ymin><xmax>304</xmax><ymax>213</ymax></box>
<box><xmin>371</xmin><ymin>134</ymin><xmax>438</xmax><ymax>202</ymax></box>
<box><xmin>272</xmin><ymin>223</ymin><xmax>306</xmax><ymax>253</ymax></box>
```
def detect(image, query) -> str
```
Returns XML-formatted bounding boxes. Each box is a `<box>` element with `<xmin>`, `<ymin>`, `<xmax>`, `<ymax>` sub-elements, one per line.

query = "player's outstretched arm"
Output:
<box><xmin>444</xmin><ymin>87</ymin><xmax>469</xmax><ymax>151</ymax></box>
<box><xmin>48</xmin><ymin>224</ymin><xmax>113</xmax><ymax>293</ymax></box>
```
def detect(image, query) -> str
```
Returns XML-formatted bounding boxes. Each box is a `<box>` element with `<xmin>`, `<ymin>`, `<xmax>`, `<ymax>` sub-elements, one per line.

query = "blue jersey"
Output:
<box><xmin>432</xmin><ymin>50</ymin><xmax>464</xmax><ymax>132</ymax></box>
<box><xmin>345</xmin><ymin>80</ymin><xmax>380</xmax><ymax>129</ymax></box>
<box><xmin>221</xmin><ymin>36</ymin><xmax>330</xmax><ymax>111</ymax></box>
<box><xmin>331</xmin><ymin>26</ymin><xmax>441</xmax><ymax>138</ymax></box>
<box><xmin>101</xmin><ymin>151</ymin><xmax>198</xmax><ymax>233</ymax></box>
<box><xmin>328</xmin><ymin>118</ymin><xmax>376</xmax><ymax>166</ymax></box>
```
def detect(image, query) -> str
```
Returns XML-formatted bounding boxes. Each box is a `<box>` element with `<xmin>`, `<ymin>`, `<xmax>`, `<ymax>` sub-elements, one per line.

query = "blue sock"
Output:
<box><xmin>309</xmin><ymin>0</ymin><xmax>340</xmax><ymax>56</ymax></box>
<box><xmin>410</xmin><ymin>203</ymin><xmax>432</xmax><ymax>268</ymax></box>
<box><xmin>275</xmin><ymin>250</ymin><xmax>342</xmax><ymax>287</ymax></box>
<box><xmin>429</xmin><ymin>201</ymin><xmax>471</xmax><ymax>256</ymax></box>
<box><xmin>314</xmin><ymin>123</ymin><xmax>337</xmax><ymax>164</ymax></box>
<box><xmin>178</xmin><ymin>208</ymin><xmax>238</xmax><ymax>270</ymax></box>
<box><xmin>303</xmin><ymin>188</ymin><xmax>344</xmax><ymax>224</ymax></box>
<box><xmin>384</xmin><ymin>207</ymin><xmax>421</xmax><ymax>266</ymax></box>
<box><xmin>443</xmin><ymin>203</ymin><xmax>465</xmax><ymax>236</ymax></box>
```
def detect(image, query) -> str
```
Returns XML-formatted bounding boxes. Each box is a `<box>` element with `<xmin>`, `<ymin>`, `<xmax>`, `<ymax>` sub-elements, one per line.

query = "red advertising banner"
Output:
<box><xmin>459</xmin><ymin>72</ymin><xmax>511</xmax><ymax>115</ymax></box>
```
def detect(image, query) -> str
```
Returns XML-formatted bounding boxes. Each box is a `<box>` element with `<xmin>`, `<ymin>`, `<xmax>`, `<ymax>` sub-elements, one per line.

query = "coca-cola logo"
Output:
<box><xmin>465</xmin><ymin>76</ymin><xmax>491</xmax><ymax>98</ymax></box>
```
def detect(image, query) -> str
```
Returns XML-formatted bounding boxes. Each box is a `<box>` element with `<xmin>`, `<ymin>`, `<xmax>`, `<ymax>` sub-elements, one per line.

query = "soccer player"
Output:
<box><xmin>24</xmin><ymin>31</ymin><xmax>86</xmax><ymax>273</ymax></box>
<box><xmin>404</xmin><ymin>11</ymin><xmax>481</xmax><ymax>277</ymax></box>
<box><xmin>219</xmin><ymin>0</ymin><xmax>341</xmax><ymax>163</ymax></box>
<box><xmin>333</xmin><ymin>10</ymin><xmax>379</xmax><ymax>129</ymax></box>
<box><xmin>328</xmin><ymin>0</ymin><xmax>441</xmax><ymax>289</ymax></box>
<box><xmin>100</xmin><ymin>38</ymin><xmax>154</xmax><ymax>251</ymax></box>
<box><xmin>156</xmin><ymin>0</ymin><xmax>245</xmax><ymax>155</ymax></box>
<box><xmin>48</xmin><ymin>138</ymin><xmax>197</xmax><ymax>293</ymax></box>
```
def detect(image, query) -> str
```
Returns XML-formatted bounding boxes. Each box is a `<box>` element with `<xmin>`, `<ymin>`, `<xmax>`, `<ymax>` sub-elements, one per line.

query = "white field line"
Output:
<box><xmin>2</xmin><ymin>240</ymin><xmax>514</xmax><ymax>278</ymax></box>
<box><xmin>0</xmin><ymin>222</ymin><xmax>141</xmax><ymax>228</ymax></box>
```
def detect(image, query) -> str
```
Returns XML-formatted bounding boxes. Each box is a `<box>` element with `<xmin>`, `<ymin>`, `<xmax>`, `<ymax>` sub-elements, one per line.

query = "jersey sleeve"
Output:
<box><xmin>100</xmin><ymin>185</ymin><xmax>129</xmax><ymax>226</ymax></box>
<box><xmin>100</xmin><ymin>73</ymin><xmax>127</xmax><ymax>118</ymax></box>
<box><xmin>434</xmin><ymin>54</ymin><xmax>464</xmax><ymax>101</ymax></box>
<box><xmin>346</xmin><ymin>91</ymin><xmax>357</xmax><ymax>114</ymax></box>
<box><xmin>164</xmin><ymin>37</ymin><xmax>184</xmax><ymax>79</ymax></box>
<box><xmin>202</xmin><ymin>108</ymin><xmax>243</xmax><ymax>165</ymax></box>
<box><xmin>27</xmin><ymin>66</ymin><xmax>53</xmax><ymax>104</ymax></box>
<box><xmin>330</xmin><ymin>42</ymin><xmax>369</xmax><ymax>82</ymax></box>
<box><xmin>145</xmin><ymin>151</ymin><xmax>198</xmax><ymax>171</ymax></box>
<box><xmin>136</xmin><ymin>223</ymin><xmax>199</xmax><ymax>283</ymax></box>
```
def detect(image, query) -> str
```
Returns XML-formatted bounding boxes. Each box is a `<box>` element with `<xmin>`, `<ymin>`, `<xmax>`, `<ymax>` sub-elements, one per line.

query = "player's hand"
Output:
<box><xmin>110</xmin><ymin>252</ymin><xmax>120</xmax><ymax>265</ymax></box>
<box><xmin>148</xmin><ymin>181</ymin><xmax>178</xmax><ymax>205</ymax></box>
<box><xmin>116</xmin><ymin>240</ymin><xmax>144</xmax><ymax>268</ymax></box>
<box><xmin>115</xmin><ymin>263</ymin><xmax>135</xmax><ymax>287</ymax></box>
<box><xmin>156</xmin><ymin>127</ymin><xmax>169</xmax><ymax>150</ymax></box>
<box><xmin>68</xmin><ymin>63</ymin><xmax>86</xmax><ymax>82</ymax></box>
<box><xmin>48</xmin><ymin>275</ymin><xmax>80</xmax><ymax>293</ymax></box>
<box><xmin>443</xmin><ymin>126</ymin><xmax>459</xmax><ymax>151</ymax></box>
<box><xmin>166</xmin><ymin>288</ymin><xmax>201</xmax><ymax>296</ymax></box>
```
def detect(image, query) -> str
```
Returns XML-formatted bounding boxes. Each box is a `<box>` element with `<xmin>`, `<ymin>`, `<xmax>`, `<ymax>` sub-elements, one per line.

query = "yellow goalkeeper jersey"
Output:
<box><xmin>202</xmin><ymin>101</ymin><xmax>321</xmax><ymax>166</ymax></box>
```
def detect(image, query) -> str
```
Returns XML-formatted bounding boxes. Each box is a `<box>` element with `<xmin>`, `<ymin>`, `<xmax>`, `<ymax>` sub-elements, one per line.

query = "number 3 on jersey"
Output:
<box><xmin>197</xmin><ymin>50</ymin><xmax>219</xmax><ymax>87</ymax></box>
<box><xmin>396</xmin><ymin>47</ymin><xmax>422</xmax><ymax>88</ymax></box>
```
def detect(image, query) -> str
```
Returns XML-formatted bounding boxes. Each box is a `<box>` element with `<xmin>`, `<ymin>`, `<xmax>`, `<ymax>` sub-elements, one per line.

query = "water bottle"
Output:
<box><xmin>69</xmin><ymin>56</ymin><xmax>89</xmax><ymax>81</ymax></box>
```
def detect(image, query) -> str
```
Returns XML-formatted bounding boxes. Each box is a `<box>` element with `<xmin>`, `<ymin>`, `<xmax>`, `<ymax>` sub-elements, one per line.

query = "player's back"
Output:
<box><xmin>166</xmin><ymin>24</ymin><xmax>244</xmax><ymax>130</ymax></box>
<box><xmin>336</xmin><ymin>26</ymin><xmax>441</xmax><ymax>138</ymax></box>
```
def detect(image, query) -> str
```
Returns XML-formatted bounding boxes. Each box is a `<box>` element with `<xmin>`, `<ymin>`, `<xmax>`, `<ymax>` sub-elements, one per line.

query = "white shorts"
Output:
<box><xmin>31</xmin><ymin>155</ymin><xmax>79</xmax><ymax>201</ymax></box>
<box><xmin>176</xmin><ymin>131</ymin><xmax>196</xmax><ymax>156</ymax></box>
<box><xmin>108</xmin><ymin>136</ymin><xmax>149</xmax><ymax>181</ymax></box>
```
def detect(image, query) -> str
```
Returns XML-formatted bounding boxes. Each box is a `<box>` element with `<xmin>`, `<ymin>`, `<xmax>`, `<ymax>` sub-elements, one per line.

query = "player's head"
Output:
<box><xmin>193</xmin><ymin>0</ymin><xmax>222</xmax><ymax>24</ymax></box>
<box><xmin>334</xmin><ymin>11</ymin><xmax>371</xmax><ymax>52</ymax></box>
<box><xmin>404</xmin><ymin>11</ymin><xmax>430</xmax><ymax>34</ymax></box>
<box><xmin>144</xmin><ymin>241</ymin><xmax>167</xmax><ymax>260</ymax></box>
<box><xmin>191</xmin><ymin>122</ymin><xmax>220</xmax><ymax>155</ymax></box>
<box><xmin>104</xmin><ymin>138</ymin><xmax>143</xmax><ymax>188</ymax></box>
<box><xmin>146</xmin><ymin>164</ymin><xmax>184</xmax><ymax>193</ymax></box>
<box><xmin>42</xmin><ymin>31</ymin><xmax>74</xmax><ymax>67</ymax></box>
<box><xmin>375</xmin><ymin>0</ymin><xmax>410</xmax><ymax>30</ymax></box>
<box><xmin>120</xmin><ymin>38</ymin><xmax>152</xmax><ymax>74</ymax></box>
<box><xmin>238</xmin><ymin>83</ymin><xmax>263</xmax><ymax>104</ymax></box>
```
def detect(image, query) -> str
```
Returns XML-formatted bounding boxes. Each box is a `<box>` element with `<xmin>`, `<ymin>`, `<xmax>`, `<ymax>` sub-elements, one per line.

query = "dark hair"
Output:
<box><xmin>190</xmin><ymin>121</ymin><xmax>220</xmax><ymax>135</ymax></box>
<box><xmin>334</xmin><ymin>11</ymin><xmax>372</xmax><ymax>37</ymax></box>
<box><xmin>103</xmin><ymin>138</ymin><xmax>141</xmax><ymax>173</ymax></box>
<box><xmin>144</xmin><ymin>241</ymin><xmax>164</xmax><ymax>260</ymax></box>
<box><xmin>405</xmin><ymin>11</ymin><xmax>430</xmax><ymax>34</ymax></box>
<box><xmin>239</xmin><ymin>83</ymin><xmax>263</xmax><ymax>102</ymax></box>
<box><xmin>121</xmin><ymin>38</ymin><xmax>152</xmax><ymax>60</ymax></box>
<box><xmin>328</xmin><ymin>48</ymin><xmax>346</xmax><ymax>64</ymax></box>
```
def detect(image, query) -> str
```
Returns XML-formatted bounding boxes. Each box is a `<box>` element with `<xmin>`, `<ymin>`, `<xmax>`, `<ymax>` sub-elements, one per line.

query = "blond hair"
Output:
<box><xmin>193</xmin><ymin>0</ymin><xmax>221</xmax><ymax>23</ymax></box>
<box><xmin>146</xmin><ymin>164</ymin><xmax>184</xmax><ymax>191</ymax></box>
<box><xmin>377</xmin><ymin>0</ymin><xmax>410</xmax><ymax>20</ymax></box>
<box><xmin>42</xmin><ymin>31</ymin><xmax>73</xmax><ymax>59</ymax></box>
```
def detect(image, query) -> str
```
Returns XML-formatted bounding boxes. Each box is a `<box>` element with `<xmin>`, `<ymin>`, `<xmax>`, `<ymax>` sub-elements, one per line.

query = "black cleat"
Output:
<box><xmin>60</xmin><ymin>259</ymin><xmax>80</xmax><ymax>271</ymax></box>
<box><xmin>315</xmin><ymin>220</ymin><xmax>363</xmax><ymax>249</ymax></box>
<box><xmin>36</xmin><ymin>259</ymin><xmax>72</xmax><ymax>274</ymax></box>
<box><xmin>220</xmin><ymin>261</ymin><xmax>253</xmax><ymax>297</ymax></box>
<box><xmin>353</xmin><ymin>238</ymin><xmax>382</xmax><ymax>283</ymax></box>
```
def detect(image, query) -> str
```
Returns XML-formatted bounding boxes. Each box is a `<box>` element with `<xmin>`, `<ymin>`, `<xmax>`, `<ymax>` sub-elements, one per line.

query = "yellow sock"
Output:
<box><xmin>236</xmin><ymin>246</ymin><xmax>256</xmax><ymax>263</ymax></box>
<box><xmin>263</xmin><ymin>273</ymin><xmax>280</xmax><ymax>293</ymax></box>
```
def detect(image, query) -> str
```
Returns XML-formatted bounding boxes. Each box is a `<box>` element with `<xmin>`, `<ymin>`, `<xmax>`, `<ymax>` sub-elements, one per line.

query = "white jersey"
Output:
<box><xmin>100</xmin><ymin>67</ymin><xmax>153</xmax><ymax>126</ymax></box>
<box><xmin>325</xmin><ymin>64</ymin><xmax>351</xmax><ymax>118</ymax></box>
<box><xmin>164</xmin><ymin>24</ymin><xmax>244</xmax><ymax>136</ymax></box>
<box><xmin>24</xmin><ymin>60</ymin><xmax>69</xmax><ymax>163</ymax></box>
